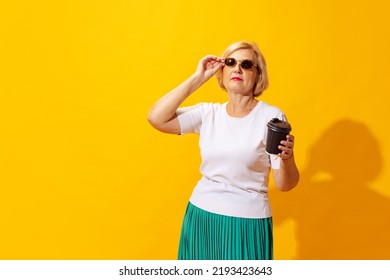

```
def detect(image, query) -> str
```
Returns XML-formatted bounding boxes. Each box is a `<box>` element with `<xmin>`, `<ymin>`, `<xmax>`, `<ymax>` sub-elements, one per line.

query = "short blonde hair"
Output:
<box><xmin>215</xmin><ymin>41</ymin><xmax>269</xmax><ymax>97</ymax></box>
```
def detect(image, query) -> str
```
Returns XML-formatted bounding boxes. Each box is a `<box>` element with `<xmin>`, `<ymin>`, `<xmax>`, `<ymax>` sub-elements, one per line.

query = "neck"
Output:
<box><xmin>226</xmin><ymin>94</ymin><xmax>258</xmax><ymax>117</ymax></box>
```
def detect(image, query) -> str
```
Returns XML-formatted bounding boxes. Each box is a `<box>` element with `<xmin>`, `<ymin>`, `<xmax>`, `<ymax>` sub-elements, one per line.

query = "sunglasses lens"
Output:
<box><xmin>225</xmin><ymin>58</ymin><xmax>236</xmax><ymax>67</ymax></box>
<box><xmin>241</xmin><ymin>60</ymin><xmax>254</xmax><ymax>69</ymax></box>
<box><xmin>224</xmin><ymin>58</ymin><xmax>255</xmax><ymax>69</ymax></box>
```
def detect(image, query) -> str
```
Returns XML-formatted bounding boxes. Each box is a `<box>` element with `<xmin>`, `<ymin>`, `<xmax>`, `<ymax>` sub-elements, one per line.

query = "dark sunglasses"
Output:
<box><xmin>223</xmin><ymin>58</ymin><xmax>258</xmax><ymax>70</ymax></box>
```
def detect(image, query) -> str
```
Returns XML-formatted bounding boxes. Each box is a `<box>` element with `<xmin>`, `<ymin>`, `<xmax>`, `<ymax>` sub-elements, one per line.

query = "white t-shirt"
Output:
<box><xmin>177</xmin><ymin>101</ymin><xmax>286</xmax><ymax>218</ymax></box>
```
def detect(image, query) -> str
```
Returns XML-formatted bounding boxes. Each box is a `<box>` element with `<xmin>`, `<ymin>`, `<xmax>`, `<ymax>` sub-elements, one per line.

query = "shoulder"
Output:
<box><xmin>258</xmin><ymin>101</ymin><xmax>286</xmax><ymax>120</ymax></box>
<box><xmin>260</xmin><ymin>101</ymin><xmax>283</xmax><ymax>113</ymax></box>
<box><xmin>259</xmin><ymin>101</ymin><xmax>285</xmax><ymax>117</ymax></box>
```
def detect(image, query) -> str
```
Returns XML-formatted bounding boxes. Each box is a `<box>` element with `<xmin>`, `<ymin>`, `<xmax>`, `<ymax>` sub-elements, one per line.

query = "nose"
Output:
<box><xmin>233</xmin><ymin>63</ymin><xmax>243</xmax><ymax>73</ymax></box>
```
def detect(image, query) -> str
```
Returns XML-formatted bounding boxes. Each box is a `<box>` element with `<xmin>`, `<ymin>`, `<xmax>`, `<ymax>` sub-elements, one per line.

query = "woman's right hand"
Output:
<box><xmin>195</xmin><ymin>55</ymin><xmax>224</xmax><ymax>82</ymax></box>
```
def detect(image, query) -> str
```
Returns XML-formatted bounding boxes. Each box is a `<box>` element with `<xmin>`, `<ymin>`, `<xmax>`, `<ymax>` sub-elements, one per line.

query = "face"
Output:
<box><xmin>222</xmin><ymin>49</ymin><xmax>258</xmax><ymax>96</ymax></box>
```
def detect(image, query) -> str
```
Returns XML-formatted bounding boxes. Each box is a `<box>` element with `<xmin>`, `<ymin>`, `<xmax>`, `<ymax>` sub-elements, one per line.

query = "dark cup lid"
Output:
<box><xmin>267</xmin><ymin>118</ymin><xmax>292</xmax><ymax>133</ymax></box>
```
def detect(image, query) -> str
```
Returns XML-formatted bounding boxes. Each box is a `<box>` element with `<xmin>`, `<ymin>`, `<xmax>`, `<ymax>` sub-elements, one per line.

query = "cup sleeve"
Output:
<box><xmin>270</xmin><ymin>154</ymin><xmax>281</xmax><ymax>169</ymax></box>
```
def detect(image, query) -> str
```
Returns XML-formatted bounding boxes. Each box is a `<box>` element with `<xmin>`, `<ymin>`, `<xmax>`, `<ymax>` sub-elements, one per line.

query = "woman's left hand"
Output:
<box><xmin>278</xmin><ymin>134</ymin><xmax>295</xmax><ymax>160</ymax></box>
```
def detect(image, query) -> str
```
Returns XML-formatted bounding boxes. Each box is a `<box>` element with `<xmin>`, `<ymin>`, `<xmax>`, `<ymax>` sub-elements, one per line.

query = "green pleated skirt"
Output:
<box><xmin>178</xmin><ymin>202</ymin><xmax>273</xmax><ymax>260</ymax></box>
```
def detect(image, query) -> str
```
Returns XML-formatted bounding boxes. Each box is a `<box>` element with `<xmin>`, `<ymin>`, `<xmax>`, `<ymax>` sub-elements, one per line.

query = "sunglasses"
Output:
<box><xmin>223</xmin><ymin>58</ymin><xmax>258</xmax><ymax>70</ymax></box>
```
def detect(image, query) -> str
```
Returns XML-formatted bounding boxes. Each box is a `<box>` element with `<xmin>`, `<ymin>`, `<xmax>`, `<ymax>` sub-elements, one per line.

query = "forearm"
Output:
<box><xmin>272</xmin><ymin>154</ymin><xmax>300</xmax><ymax>191</ymax></box>
<box><xmin>147</xmin><ymin>73</ymin><xmax>204</xmax><ymax>126</ymax></box>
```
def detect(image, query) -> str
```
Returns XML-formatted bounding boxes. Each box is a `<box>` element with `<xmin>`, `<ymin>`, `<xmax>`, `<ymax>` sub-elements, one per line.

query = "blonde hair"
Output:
<box><xmin>215</xmin><ymin>41</ymin><xmax>269</xmax><ymax>97</ymax></box>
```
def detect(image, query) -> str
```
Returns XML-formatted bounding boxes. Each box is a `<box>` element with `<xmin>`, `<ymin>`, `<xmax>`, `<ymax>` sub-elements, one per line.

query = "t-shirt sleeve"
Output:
<box><xmin>176</xmin><ymin>103</ymin><xmax>204</xmax><ymax>135</ymax></box>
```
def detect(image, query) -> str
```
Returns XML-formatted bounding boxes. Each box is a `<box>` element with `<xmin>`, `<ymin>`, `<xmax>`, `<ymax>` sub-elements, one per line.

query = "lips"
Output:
<box><xmin>231</xmin><ymin>77</ymin><xmax>243</xmax><ymax>81</ymax></box>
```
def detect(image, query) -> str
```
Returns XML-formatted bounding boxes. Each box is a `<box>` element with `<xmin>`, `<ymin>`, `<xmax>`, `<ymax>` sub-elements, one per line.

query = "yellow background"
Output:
<box><xmin>1</xmin><ymin>0</ymin><xmax>389</xmax><ymax>259</ymax></box>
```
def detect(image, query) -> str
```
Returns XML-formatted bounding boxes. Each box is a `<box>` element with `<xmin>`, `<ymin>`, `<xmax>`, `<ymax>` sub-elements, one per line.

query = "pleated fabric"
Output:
<box><xmin>178</xmin><ymin>202</ymin><xmax>273</xmax><ymax>260</ymax></box>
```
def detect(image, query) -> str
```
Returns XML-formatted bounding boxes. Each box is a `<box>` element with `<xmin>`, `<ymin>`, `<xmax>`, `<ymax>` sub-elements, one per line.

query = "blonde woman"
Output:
<box><xmin>148</xmin><ymin>41</ymin><xmax>299</xmax><ymax>260</ymax></box>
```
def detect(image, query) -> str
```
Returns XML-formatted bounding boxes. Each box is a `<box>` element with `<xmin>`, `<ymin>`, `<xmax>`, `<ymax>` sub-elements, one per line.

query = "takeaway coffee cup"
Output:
<box><xmin>266</xmin><ymin>118</ymin><xmax>292</xmax><ymax>155</ymax></box>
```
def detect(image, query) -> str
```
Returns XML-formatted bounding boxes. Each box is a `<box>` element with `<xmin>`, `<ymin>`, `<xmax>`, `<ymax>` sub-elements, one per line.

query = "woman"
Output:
<box><xmin>147</xmin><ymin>41</ymin><xmax>299</xmax><ymax>260</ymax></box>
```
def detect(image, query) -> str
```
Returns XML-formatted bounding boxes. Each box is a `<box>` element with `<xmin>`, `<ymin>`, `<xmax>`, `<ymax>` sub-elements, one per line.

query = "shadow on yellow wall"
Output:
<box><xmin>271</xmin><ymin>119</ymin><xmax>389</xmax><ymax>259</ymax></box>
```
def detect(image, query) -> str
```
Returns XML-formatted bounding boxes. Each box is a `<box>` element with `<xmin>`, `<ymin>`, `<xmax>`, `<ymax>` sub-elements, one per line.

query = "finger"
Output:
<box><xmin>203</xmin><ymin>55</ymin><xmax>223</xmax><ymax>63</ymax></box>
<box><xmin>278</xmin><ymin>145</ymin><xmax>291</xmax><ymax>153</ymax></box>
<box><xmin>280</xmin><ymin>140</ymin><xmax>294</xmax><ymax>149</ymax></box>
<box><xmin>281</xmin><ymin>134</ymin><xmax>295</xmax><ymax>147</ymax></box>
<box><xmin>208</xmin><ymin>59</ymin><xmax>223</xmax><ymax>66</ymax></box>
<box><xmin>199</xmin><ymin>57</ymin><xmax>222</xmax><ymax>72</ymax></box>
<box><xmin>286</xmin><ymin>134</ymin><xmax>294</xmax><ymax>142</ymax></box>
<box><xmin>278</xmin><ymin>152</ymin><xmax>289</xmax><ymax>159</ymax></box>
<box><xmin>278</xmin><ymin>147</ymin><xmax>292</xmax><ymax>159</ymax></box>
